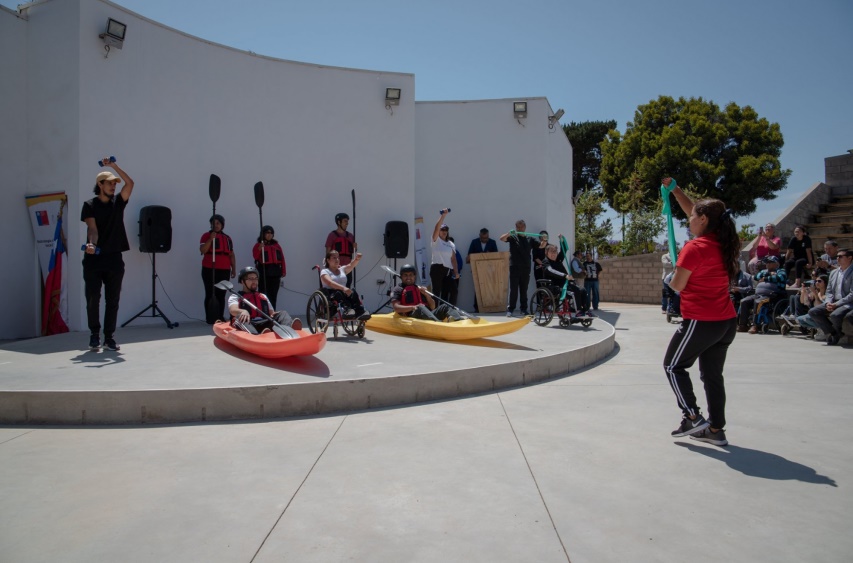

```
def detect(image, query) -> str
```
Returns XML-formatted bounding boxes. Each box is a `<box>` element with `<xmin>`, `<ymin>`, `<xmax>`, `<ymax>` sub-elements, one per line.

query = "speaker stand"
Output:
<box><xmin>373</xmin><ymin>258</ymin><xmax>398</xmax><ymax>314</ymax></box>
<box><xmin>122</xmin><ymin>253</ymin><xmax>177</xmax><ymax>329</ymax></box>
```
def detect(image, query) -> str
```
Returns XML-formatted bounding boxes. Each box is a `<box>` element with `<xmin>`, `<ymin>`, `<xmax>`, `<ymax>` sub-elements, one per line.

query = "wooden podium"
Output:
<box><xmin>470</xmin><ymin>252</ymin><xmax>509</xmax><ymax>313</ymax></box>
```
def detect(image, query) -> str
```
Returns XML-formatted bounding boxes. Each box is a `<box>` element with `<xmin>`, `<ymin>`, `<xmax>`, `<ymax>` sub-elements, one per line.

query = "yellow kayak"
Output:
<box><xmin>365</xmin><ymin>313</ymin><xmax>531</xmax><ymax>341</ymax></box>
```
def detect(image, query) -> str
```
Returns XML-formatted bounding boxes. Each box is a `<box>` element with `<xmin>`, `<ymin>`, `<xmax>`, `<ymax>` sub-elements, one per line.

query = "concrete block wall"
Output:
<box><xmin>598</xmin><ymin>252</ymin><xmax>664</xmax><ymax>305</ymax></box>
<box><xmin>825</xmin><ymin>152</ymin><xmax>853</xmax><ymax>196</ymax></box>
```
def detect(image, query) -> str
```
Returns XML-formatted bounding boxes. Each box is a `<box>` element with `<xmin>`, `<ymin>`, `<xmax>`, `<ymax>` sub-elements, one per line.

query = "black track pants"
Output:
<box><xmin>664</xmin><ymin>317</ymin><xmax>737</xmax><ymax>429</ymax></box>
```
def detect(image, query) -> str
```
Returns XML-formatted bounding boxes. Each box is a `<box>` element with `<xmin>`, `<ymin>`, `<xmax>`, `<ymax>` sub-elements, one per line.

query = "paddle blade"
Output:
<box><xmin>209</xmin><ymin>174</ymin><xmax>221</xmax><ymax>203</ymax></box>
<box><xmin>214</xmin><ymin>280</ymin><xmax>234</xmax><ymax>291</ymax></box>
<box><xmin>272</xmin><ymin>324</ymin><xmax>299</xmax><ymax>339</ymax></box>
<box><xmin>381</xmin><ymin>265</ymin><xmax>398</xmax><ymax>276</ymax></box>
<box><xmin>254</xmin><ymin>181</ymin><xmax>265</xmax><ymax>208</ymax></box>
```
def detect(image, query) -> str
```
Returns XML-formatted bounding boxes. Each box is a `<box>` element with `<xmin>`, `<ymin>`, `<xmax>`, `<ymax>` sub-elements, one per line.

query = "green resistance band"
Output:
<box><xmin>660</xmin><ymin>178</ymin><xmax>678</xmax><ymax>265</ymax></box>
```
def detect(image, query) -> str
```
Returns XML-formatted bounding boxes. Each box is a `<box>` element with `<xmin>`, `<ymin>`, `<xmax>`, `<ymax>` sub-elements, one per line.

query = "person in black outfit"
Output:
<box><xmin>783</xmin><ymin>224</ymin><xmax>814</xmax><ymax>288</ymax></box>
<box><xmin>466</xmin><ymin>227</ymin><xmax>498</xmax><ymax>312</ymax></box>
<box><xmin>499</xmin><ymin>220</ymin><xmax>533</xmax><ymax>316</ymax></box>
<box><xmin>532</xmin><ymin>230</ymin><xmax>549</xmax><ymax>282</ymax></box>
<box><xmin>81</xmin><ymin>158</ymin><xmax>135</xmax><ymax>351</ymax></box>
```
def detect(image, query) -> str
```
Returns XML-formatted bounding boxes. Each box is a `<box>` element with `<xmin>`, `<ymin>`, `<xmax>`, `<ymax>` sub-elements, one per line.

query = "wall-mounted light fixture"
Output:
<box><xmin>548</xmin><ymin>108</ymin><xmax>565</xmax><ymax>129</ymax></box>
<box><xmin>99</xmin><ymin>18</ymin><xmax>127</xmax><ymax>58</ymax></box>
<box><xmin>385</xmin><ymin>88</ymin><xmax>401</xmax><ymax>109</ymax></box>
<box><xmin>513</xmin><ymin>101</ymin><xmax>527</xmax><ymax>119</ymax></box>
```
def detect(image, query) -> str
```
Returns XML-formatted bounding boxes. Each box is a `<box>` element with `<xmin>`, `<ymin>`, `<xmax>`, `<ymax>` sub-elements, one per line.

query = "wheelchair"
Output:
<box><xmin>751</xmin><ymin>294</ymin><xmax>788</xmax><ymax>334</ymax></box>
<box><xmin>531</xmin><ymin>279</ymin><xmax>593</xmax><ymax>328</ymax></box>
<box><xmin>305</xmin><ymin>266</ymin><xmax>366</xmax><ymax>339</ymax></box>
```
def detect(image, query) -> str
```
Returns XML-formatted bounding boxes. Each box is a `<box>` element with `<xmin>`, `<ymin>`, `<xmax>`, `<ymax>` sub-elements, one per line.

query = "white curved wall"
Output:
<box><xmin>2</xmin><ymin>0</ymin><xmax>572</xmax><ymax>339</ymax></box>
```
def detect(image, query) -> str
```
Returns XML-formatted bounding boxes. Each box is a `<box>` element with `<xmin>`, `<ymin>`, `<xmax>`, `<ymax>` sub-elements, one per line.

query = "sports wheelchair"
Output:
<box><xmin>531</xmin><ymin>279</ymin><xmax>593</xmax><ymax>328</ymax></box>
<box><xmin>305</xmin><ymin>266</ymin><xmax>366</xmax><ymax>339</ymax></box>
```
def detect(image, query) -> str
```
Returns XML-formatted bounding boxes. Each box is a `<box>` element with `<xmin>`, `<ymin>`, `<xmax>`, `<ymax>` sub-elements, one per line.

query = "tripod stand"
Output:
<box><xmin>122</xmin><ymin>252</ymin><xmax>177</xmax><ymax>329</ymax></box>
<box><xmin>373</xmin><ymin>258</ymin><xmax>398</xmax><ymax>313</ymax></box>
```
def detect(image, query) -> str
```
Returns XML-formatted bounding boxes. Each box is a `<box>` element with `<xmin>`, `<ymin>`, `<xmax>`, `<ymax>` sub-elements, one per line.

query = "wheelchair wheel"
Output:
<box><xmin>532</xmin><ymin>288</ymin><xmax>554</xmax><ymax>327</ymax></box>
<box><xmin>760</xmin><ymin>323</ymin><xmax>769</xmax><ymax>334</ymax></box>
<box><xmin>357</xmin><ymin>322</ymin><xmax>366</xmax><ymax>338</ymax></box>
<box><xmin>559</xmin><ymin>316</ymin><xmax>570</xmax><ymax>327</ymax></box>
<box><xmin>342</xmin><ymin>319</ymin><xmax>360</xmax><ymax>336</ymax></box>
<box><xmin>770</xmin><ymin>299</ymin><xmax>788</xmax><ymax>332</ymax></box>
<box><xmin>780</xmin><ymin>324</ymin><xmax>790</xmax><ymax>336</ymax></box>
<box><xmin>306</xmin><ymin>290</ymin><xmax>330</xmax><ymax>334</ymax></box>
<box><xmin>581</xmin><ymin>319</ymin><xmax>593</xmax><ymax>328</ymax></box>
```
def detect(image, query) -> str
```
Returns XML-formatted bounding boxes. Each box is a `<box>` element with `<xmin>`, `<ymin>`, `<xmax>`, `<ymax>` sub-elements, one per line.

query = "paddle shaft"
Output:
<box><xmin>223</xmin><ymin>286</ymin><xmax>296</xmax><ymax>338</ymax></box>
<box><xmin>351</xmin><ymin>189</ymin><xmax>357</xmax><ymax>292</ymax></box>
<box><xmin>208</xmin><ymin>174</ymin><xmax>222</xmax><ymax>321</ymax></box>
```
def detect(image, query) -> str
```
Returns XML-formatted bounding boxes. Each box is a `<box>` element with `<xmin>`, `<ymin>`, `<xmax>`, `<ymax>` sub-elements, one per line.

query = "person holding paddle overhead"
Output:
<box><xmin>391</xmin><ymin>264</ymin><xmax>463</xmax><ymax>322</ymax></box>
<box><xmin>253</xmin><ymin>225</ymin><xmax>286</xmax><ymax>309</ymax></box>
<box><xmin>228</xmin><ymin>267</ymin><xmax>301</xmax><ymax>334</ymax></box>
<box><xmin>200</xmin><ymin>214</ymin><xmax>236</xmax><ymax>324</ymax></box>
<box><xmin>325</xmin><ymin>213</ymin><xmax>357</xmax><ymax>288</ymax></box>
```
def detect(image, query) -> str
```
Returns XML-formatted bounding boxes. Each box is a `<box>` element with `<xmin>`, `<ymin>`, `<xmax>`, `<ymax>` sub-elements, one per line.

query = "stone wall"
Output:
<box><xmin>598</xmin><ymin>252</ymin><xmax>665</xmax><ymax>305</ymax></box>
<box><xmin>825</xmin><ymin>152</ymin><xmax>853</xmax><ymax>195</ymax></box>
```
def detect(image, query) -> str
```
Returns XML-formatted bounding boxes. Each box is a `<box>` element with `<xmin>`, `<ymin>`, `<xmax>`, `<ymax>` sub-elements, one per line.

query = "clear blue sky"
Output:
<box><xmin>8</xmin><ymin>0</ymin><xmax>851</xmax><ymax>240</ymax></box>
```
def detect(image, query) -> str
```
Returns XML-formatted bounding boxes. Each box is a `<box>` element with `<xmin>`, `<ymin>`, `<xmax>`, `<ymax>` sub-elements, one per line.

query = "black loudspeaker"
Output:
<box><xmin>384</xmin><ymin>221</ymin><xmax>409</xmax><ymax>258</ymax></box>
<box><xmin>139</xmin><ymin>205</ymin><xmax>172</xmax><ymax>253</ymax></box>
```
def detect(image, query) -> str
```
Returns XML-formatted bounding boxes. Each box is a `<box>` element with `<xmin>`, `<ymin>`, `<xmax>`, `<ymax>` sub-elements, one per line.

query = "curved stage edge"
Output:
<box><xmin>0</xmin><ymin>318</ymin><xmax>616</xmax><ymax>425</ymax></box>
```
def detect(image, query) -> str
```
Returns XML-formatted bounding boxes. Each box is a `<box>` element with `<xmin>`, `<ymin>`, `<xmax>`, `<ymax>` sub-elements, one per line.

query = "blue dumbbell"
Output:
<box><xmin>98</xmin><ymin>156</ymin><xmax>116</xmax><ymax>167</ymax></box>
<box><xmin>81</xmin><ymin>244</ymin><xmax>101</xmax><ymax>255</ymax></box>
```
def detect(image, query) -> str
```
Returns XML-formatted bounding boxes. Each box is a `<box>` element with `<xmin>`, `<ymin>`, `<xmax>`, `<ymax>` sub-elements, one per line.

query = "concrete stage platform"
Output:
<box><xmin>0</xmin><ymin>313</ymin><xmax>615</xmax><ymax>424</ymax></box>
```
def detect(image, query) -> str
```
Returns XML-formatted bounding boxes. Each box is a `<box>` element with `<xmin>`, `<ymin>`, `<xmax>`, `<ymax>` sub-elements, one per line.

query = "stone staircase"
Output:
<box><xmin>807</xmin><ymin>195</ymin><xmax>853</xmax><ymax>250</ymax></box>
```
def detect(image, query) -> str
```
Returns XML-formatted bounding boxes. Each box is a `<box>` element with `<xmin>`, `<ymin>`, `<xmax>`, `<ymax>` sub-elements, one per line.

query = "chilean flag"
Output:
<box><xmin>42</xmin><ymin>213</ymin><xmax>69</xmax><ymax>335</ymax></box>
<box><xmin>35</xmin><ymin>210</ymin><xmax>49</xmax><ymax>226</ymax></box>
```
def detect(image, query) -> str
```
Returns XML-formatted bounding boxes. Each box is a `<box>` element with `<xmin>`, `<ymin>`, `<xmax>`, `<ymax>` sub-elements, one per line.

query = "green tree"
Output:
<box><xmin>613</xmin><ymin>172</ymin><xmax>665</xmax><ymax>255</ymax></box>
<box><xmin>599</xmin><ymin>96</ymin><xmax>790</xmax><ymax>218</ymax></box>
<box><xmin>574</xmin><ymin>188</ymin><xmax>613</xmax><ymax>252</ymax></box>
<box><xmin>563</xmin><ymin>120</ymin><xmax>617</xmax><ymax>196</ymax></box>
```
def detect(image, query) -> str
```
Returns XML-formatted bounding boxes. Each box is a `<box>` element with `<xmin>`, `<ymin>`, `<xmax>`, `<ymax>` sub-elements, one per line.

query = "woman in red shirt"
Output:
<box><xmin>662</xmin><ymin>178</ymin><xmax>741</xmax><ymax>447</ymax></box>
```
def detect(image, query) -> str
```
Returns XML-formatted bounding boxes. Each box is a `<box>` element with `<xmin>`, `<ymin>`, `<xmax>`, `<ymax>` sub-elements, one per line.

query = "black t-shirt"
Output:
<box><xmin>787</xmin><ymin>235</ymin><xmax>812</xmax><ymax>261</ymax></box>
<box><xmin>583</xmin><ymin>260</ymin><xmax>602</xmax><ymax>280</ymax></box>
<box><xmin>506</xmin><ymin>235</ymin><xmax>532</xmax><ymax>270</ymax></box>
<box><xmin>81</xmin><ymin>196</ymin><xmax>130</xmax><ymax>255</ymax></box>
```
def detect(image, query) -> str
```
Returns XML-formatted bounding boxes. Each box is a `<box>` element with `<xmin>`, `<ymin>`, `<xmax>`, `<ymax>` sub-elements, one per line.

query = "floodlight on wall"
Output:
<box><xmin>513</xmin><ymin>101</ymin><xmax>527</xmax><ymax>118</ymax></box>
<box><xmin>385</xmin><ymin>88</ymin><xmax>401</xmax><ymax>109</ymax></box>
<box><xmin>548</xmin><ymin>108</ymin><xmax>565</xmax><ymax>129</ymax></box>
<box><xmin>99</xmin><ymin>18</ymin><xmax>127</xmax><ymax>58</ymax></box>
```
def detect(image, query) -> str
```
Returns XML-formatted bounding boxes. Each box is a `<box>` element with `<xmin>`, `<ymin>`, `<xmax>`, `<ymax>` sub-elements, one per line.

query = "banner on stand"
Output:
<box><xmin>26</xmin><ymin>192</ymin><xmax>69</xmax><ymax>335</ymax></box>
<box><xmin>413</xmin><ymin>216</ymin><xmax>429</xmax><ymax>286</ymax></box>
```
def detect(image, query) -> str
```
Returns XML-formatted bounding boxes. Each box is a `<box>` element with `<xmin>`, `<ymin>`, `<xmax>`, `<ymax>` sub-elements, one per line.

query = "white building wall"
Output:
<box><xmin>2</xmin><ymin>0</ymin><xmax>571</xmax><ymax>339</ymax></box>
<box><xmin>2</xmin><ymin>0</ymin><xmax>414</xmax><ymax>338</ymax></box>
<box><xmin>415</xmin><ymin>98</ymin><xmax>574</xmax><ymax>310</ymax></box>
<box><xmin>0</xmin><ymin>8</ymin><xmax>32</xmax><ymax>338</ymax></box>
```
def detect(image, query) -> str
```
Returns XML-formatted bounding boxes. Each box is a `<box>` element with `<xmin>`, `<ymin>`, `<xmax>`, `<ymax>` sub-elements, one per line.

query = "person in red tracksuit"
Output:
<box><xmin>252</xmin><ymin>225</ymin><xmax>286</xmax><ymax>309</ymax></box>
<box><xmin>200</xmin><ymin>214</ymin><xmax>236</xmax><ymax>324</ymax></box>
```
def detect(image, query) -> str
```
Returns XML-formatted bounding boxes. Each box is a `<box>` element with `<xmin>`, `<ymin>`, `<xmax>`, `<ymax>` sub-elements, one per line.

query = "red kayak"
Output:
<box><xmin>213</xmin><ymin>321</ymin><xmax>326</xmax><ymax>358</ymax></box>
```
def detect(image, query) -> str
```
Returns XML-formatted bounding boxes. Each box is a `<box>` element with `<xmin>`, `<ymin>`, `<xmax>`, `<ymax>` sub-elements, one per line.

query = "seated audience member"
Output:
<box><xmin>319</xmin><ymin>250</ymin><xmax>370</xmax><ymax>321</ymax></box>
<box><xmin>815</xmin><ymin>240</ymin><xmax>839</xmax><ymax>275</ymax></box>
<box><xmin>737</xmin><ymin>256</ymin><xmax>787</xmax><ymax>333</ymax></box>
<box><xmin>228</xmin><ymin>266</ymin><xmax>301</xmax><ymax>333</ymax></box>
<box><xmin>730</xmin><ymin>269</ymin><xmax>754</xmax><ymax>311</ymax></box>
<box><xmin>785</xmin><ymin>274</ymin><xmax>827</xmax><ymax>319</ymax></box>
<box><xmin>391</xmin><ymin>264</ymin><xmax>463</xmax><ymax>322</ymax></box>
<box><xmin>807</xmin><ymin>249</ymin><xmax>853</xmax><ymax>345</ymax></box>
<box><xmin>747</xmin><ymin>223</ymin><xmax>782</xmax><ymax>274</ymax></box>
<box><xmin>791</xmin><ymin>275</ymin><xmax>828</xmax><ymax>327</ymax></box>
<box><xmin>783</xmin><ymin>225</ymin><xmax>814</xmax><ymax>288</ymax></box>
<box><xmin>541</xmin><ymin>243</ymin><xmax>594</xmax><ymax>317</ymax></box>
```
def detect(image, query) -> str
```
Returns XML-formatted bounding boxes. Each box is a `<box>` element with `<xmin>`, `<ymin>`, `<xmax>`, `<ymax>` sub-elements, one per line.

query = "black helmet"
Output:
<box><xmin>209</xmin><ymin>214</ymin><xmax>225</xmax><ymax>228</ymax></box>
<box><xmin>238</xmin><ymin>266</ymin><xmax>259</xmax><ymax>282</ymax></box>
<box><xmin>399</xmin><ymin>264</ymin><xmax>417</xmax><ymax>276</ymax></box>
<box><xmin>261</xmin><ymin>225</ymin><xmax>274</xmax><ymax>235</ymax></box>
<box><xmin>335</xmin><ymin>212</ymin><xmax>349</xmax><ymax>224</ymax></box>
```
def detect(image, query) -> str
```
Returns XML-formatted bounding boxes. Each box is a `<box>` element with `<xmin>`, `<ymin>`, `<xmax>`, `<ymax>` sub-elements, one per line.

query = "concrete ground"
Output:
<box><xmin>1</xmin><ymin>304</ymin><xmax>850</xmax><ymax>562</ymax></box>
